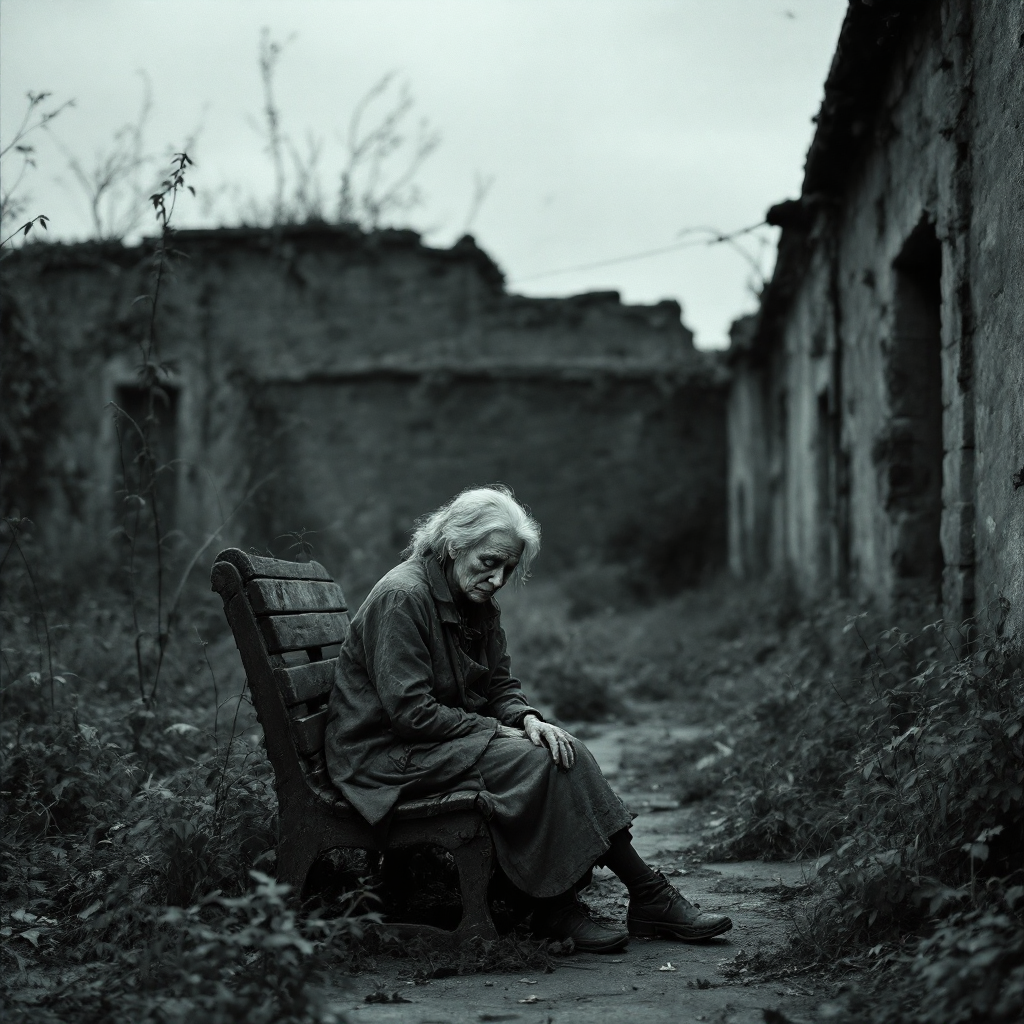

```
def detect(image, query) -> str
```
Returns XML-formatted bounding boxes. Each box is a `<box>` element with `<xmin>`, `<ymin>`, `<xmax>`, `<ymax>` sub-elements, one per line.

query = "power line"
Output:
<box><xmin>509</xmin><ymin>220</ymin><xmax>768</xmax><ymax>285</ymax></box>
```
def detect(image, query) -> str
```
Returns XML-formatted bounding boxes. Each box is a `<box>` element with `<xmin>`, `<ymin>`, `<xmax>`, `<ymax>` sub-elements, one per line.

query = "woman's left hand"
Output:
<box><xmin>523</xmin><ymin>714</ymin><xmax>576</xmax><ymax>768</ymax></box>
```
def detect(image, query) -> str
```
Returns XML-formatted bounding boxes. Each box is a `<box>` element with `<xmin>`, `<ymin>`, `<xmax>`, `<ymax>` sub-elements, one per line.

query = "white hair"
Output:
<box><xmin>407</xmin><ymin>485</ymin><xmax>541</xmax><ymax>583</ymax></box>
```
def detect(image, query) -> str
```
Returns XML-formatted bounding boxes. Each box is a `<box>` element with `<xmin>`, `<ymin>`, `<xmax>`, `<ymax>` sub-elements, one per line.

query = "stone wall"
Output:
<box><xmin>970</xmin><ymin>1</ymin><xmax>1024</xmax><ymax>635</ymax></box>
<box><xmin>1</xmin><ymin>226</ymin><xmax>727</xmax><ymax>603</ymax></box>
<box><xmin>727</xmin><ymin>0</ymin><xmax>1024</xmax><ymax>634</ymax></box>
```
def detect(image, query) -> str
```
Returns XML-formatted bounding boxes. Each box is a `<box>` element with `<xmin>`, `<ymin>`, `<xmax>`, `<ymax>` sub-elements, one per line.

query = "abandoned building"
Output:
<box><xmin>1</xmin><ymin>225</ymin><xmax>726</xmax><ymax>602</ymax></box>
<box><xmin>727</xmin><ymin>0</ymin><xmax>1024</xmax><ymax>634</ymax></box>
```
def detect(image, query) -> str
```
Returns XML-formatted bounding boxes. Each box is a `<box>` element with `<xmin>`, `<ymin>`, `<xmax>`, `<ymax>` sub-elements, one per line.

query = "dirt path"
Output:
<box><xmin>324</xmin><ymin>716</ymin><xmax>828</xmax><ymax>1024</ymax></box>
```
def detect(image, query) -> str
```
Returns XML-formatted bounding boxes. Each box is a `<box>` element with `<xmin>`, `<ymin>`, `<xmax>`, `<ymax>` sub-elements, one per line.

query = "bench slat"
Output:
<box><xmin>215</xmin><ymin>547</ymin><xmax>333</xmax><ymax>583</ymax></box>
<box><xmin>292</xmin><ymin>708</ymin><xmax>328</xmax><ymax>756</ymax></box>
<box><xmin>259</xmin><ymin>611</ymin><xmax>349</xmax><ymax>654</ymax></box>
<box><xmin>247</xmin><ymin>578</ymin><xmax>348</xmax><ymax>614</ymax></box>
<box><xmin>276</xmin><ymin>660</ymin><xmax>337</xmax><ymax>706</ymax></box>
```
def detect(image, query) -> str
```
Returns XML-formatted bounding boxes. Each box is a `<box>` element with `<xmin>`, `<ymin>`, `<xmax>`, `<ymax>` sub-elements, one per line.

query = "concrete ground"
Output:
<box><xmin>323</xmin><ymin>719</ymin><xmax>827</xmax><ymax>1024</ymax></box>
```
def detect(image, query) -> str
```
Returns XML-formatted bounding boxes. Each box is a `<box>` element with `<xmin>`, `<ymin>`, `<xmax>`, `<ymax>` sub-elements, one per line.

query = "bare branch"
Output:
<box><xmin>0</xmin><ymin>91</ymin><xmax>74</xmax><ymax>161</ymax></box>
<box><xmin>462</xmin><ymin>171</ymin><xmax>497</xmax><ymax>236</ymax></box>
<box><xmin>287</xmin><ymin>131</ymin><xmax>326</xmax><ymax>221</ymax></box>
<box><xmin>0</xmin><ymin>90</ymin><xmax>73</xmax><ymax>236</ymax></box>
<box><xmin>257</xmin><ymin>28</ymin><xmax>295</xmax><ymax>224</ymax></box>
<box><xmin>45</xmin><ymin>73</ymin><xmax>203</xmax><ymax>239</ymax></box>
<box><xmin>337</xmin><ymin>74</ymin><xmax>440</xmax><ymax>229</ymax></box>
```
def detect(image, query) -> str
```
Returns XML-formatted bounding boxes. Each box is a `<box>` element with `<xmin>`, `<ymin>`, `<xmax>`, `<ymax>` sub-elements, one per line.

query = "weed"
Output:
<box><xmin>0</xmin><ymin>153</ymin><xmax>375</xmax><ymax>1023</ymax></box>
<box><xmin>0</xmin><ymin>89</ymin><xmax>73</xmax><ymax>248</ymax></box>
<box><xmin>0</xmin><ymin>622</ymin><xmax>376</xmax><ymax>1023</ymax></box>
<box><xmin>711</xmin><ymin>609</ymin><xmax>1024</xmax><ymax>1023</ymax></box>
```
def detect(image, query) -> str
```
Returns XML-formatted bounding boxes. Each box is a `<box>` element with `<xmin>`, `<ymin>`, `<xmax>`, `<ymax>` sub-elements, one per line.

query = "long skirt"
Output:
<box><xmin>405</xmin><ymin>733</ymin><xmax>633</xmax><ymax>898</ymax></box>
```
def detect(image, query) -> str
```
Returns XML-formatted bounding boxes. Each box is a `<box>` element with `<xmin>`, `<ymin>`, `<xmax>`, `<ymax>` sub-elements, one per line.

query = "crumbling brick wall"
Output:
<box><xmin>2</xmin><ymin>227</ymin><xmax>727</xmax><ymax>602</ymax></box>
<box><xmin>728</xmin><ymin>0</ymin><xmax>1024</xmax><ymax>634</ymax></box>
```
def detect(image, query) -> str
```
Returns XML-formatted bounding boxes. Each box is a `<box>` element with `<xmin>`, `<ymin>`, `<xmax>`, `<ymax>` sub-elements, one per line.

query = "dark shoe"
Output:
<box><xmin>533</xmin><ymin>898</ymin><xmax>628</xmax><ymax>953</ymax></box>
<box><xmin>627</xmin><ymin>871</ymin><xmax>732</xmax><ymax>941</ymax></box>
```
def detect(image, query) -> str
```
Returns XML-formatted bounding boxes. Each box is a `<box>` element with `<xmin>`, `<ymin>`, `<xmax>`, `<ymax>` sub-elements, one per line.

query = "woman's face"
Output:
<box><xmin>449</xmin><ymin>529</ymin><xmax>525</xmax><ymax>603</ymax></box>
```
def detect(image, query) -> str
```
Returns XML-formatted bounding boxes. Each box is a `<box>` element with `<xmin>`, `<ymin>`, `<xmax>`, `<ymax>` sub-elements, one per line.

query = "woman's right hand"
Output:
<box><xmin>496</xmin><ymin>723</ymin><xmax>526</xmax><ymax>740</ymax></box>
<box><xmin>523</xmin><ymin>714</ymin><xmax>576</xmax><ymax>768</ymax></box>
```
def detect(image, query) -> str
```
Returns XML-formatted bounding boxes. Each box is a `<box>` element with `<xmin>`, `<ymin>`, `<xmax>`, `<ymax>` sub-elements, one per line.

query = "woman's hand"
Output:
<box><xmin>522</xmin><ymin>714</ymin><xmax>576</xmax><ymax>768</ymax></box>
<box><xmin>496</xmin><ymin>724</ymin><xmax>525</xmax><ymax>740</ymax></box>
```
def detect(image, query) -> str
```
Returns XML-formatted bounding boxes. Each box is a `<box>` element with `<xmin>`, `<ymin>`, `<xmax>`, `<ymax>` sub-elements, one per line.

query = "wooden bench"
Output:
<box><xmin>210</xmin><ymin>547</ymin><xmax>497</xmax><ymax>941</ymax></box>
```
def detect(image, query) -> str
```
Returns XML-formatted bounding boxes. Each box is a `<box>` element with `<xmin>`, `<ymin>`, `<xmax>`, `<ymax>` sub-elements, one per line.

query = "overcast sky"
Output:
<box><xmin>1</xmin><ymin>0</ymin><xmax>847</xmax><ymax>348</ymax></box>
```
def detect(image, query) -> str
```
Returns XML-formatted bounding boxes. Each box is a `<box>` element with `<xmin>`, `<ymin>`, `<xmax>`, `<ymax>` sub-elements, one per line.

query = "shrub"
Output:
<box><xmin>538</xmin><ymin>657</ymin><xmax>624</xmax><ymax>722</ymax></box>
<box><xmin>714</xmin><ymin>617</ymin><xmax>1024</xmax><ymax>1023</ymax></box>
<box><xmin>0</xmin><ymin>606</ymin><xmax>376</xmax><ymax>1024</ymax></box>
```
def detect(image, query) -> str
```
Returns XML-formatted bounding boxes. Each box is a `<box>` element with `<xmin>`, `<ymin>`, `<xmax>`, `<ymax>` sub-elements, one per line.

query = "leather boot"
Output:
<box><xmin>627</xmin><ymin>871</ymin><xmax>732</xmax><ymax>941</ymax></box>
<box><xmin>533</xmin><ymin>897</ymin><xmax>629</xmax><ymax>953</ymax></box>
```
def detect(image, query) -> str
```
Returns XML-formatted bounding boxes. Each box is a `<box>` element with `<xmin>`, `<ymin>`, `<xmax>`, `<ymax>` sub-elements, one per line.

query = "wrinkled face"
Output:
<box><xmin>448</xmin><ymin>529</ymin><xmax>525</xmax><ymax>603</ymax></box>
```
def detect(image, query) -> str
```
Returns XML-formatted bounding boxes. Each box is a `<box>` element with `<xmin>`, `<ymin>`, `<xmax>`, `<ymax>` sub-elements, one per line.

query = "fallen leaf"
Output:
<box><xmin>78</xmin><ymin>901</ymin><xmax>103</xmax><ymax>921</ymax></box>
<box><xmin>165</xmin><ymin>722</ymin><xmax>200</xmax><ymax>736</ymax></box>
<box><xmin>12</xmin><ymin>909</ymin><xmax>56</xmax><ymax>926</ymax></box>
<box><xmin>659</xmin><ymin>962</ymin><xmax>677</xmax><ymax>972</ymax></box>
<box><xmin>6</xmin><ymin>945</ymin><xmax>29</xmax><ymax>972</ymax></box>
<box><xmin>518</xmin><ymin>995</ymin><xmax>541</xmax><ymax>1003</ymax></box>
<box><xmin>518</xmin><ymin>978</ymin><xmax>538</xmax><ymax>984</ymax></box>
<box><xmin>364</xmin><ymin>991</ymin><xmax>411</xmax><ymax>1004</ymax></box>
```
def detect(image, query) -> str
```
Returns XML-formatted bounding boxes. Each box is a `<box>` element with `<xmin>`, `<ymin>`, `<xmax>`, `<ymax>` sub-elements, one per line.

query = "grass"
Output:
<box><xmin>691</xmin><ymin>593</ymin><xmax>1024</xmax><ymax>1024</ymax></box>
<box><xmin>0</xmin><ymin>542</ymin><xmax>604</xmax><ymax>1022</ymax></box>
<box><xmin>4</xmin><ymin>521</ymin><xmax>1021</xmax><ymax>1024</ymax></box>
<box><xmin>507</xmin><ymin>572</ymin><xmax>1023</xmax><ymax>1023</ymax></box>
<box><xmin>0</xmin><ymin>538</ymin><xmax>380</xmax><ymax>1023</ymax></box>
<box><xmin>499</xmin><ymin>571</ymin><xmax>787</xmax><ymax>724</ymax></box>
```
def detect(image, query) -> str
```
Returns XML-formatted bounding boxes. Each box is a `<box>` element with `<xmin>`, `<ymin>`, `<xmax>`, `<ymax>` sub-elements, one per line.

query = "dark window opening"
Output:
<box><xmin>114</xmin><ymin>384</ymin><xmax>180</xmax><ymax>530</ymax></box>
<box><xmin>816</xmin><ymin>391</ymin><xmax>835</xmax><ymax>585</ymax></box>
<box><xmin>887</xmin><ymin>219</ymin><xmax>943</xmax><ymax>601</ymax></box>
<box><xmin>735</xmin><ymin>480</ymin><xmax>750</xmax><ymax>577</ymax></box>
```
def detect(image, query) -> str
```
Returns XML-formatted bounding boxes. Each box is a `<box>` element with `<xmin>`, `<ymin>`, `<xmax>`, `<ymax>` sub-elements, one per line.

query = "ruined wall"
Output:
<box><xmin>727</xmin><ymin>316</ymin><xmax>776</xmax><ymax>580</ymax></box>
<box><xmin>250</xmin><ymin>374</ymin><xmax>724</xmax><ymax>600</ymax></box>
<box><xmin>728</xmin><ymin>0</ymin><xmax>1024</xmax><ymax>632</ymax></box>
<box><xmin>1</xmin><ymin>227</ymin><xmax>726</xmax><ymax>602</ymax></box>
<box><xmin>970</xmin><ymin>1</ymin><xmax>1024</xmax><ymax>635</ymax></box>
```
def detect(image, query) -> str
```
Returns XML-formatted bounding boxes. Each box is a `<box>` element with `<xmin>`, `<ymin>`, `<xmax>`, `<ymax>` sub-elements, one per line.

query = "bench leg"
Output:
<box><xmin>277</xmin><ymin>835</ymin><xmax>319</xmax><ymax>902</ymax></box>
<box><xmin>451</xmin><ymin>832</ymin><xmax>498</xmax><ymax>941</ymax></box>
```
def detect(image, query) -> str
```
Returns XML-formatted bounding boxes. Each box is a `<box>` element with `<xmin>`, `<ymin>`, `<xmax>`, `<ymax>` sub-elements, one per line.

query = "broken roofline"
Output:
<box><xmin>3</xmin><ymin>221</ymin><xmax>689</xmax><ymax>324</ymax></box>
<box><xmin>4</xmin><ymin>223</ymin><xmax>504</xmax><ymax>287</ymax></box>
<box><xmin>737</xmin><ymin>0</ymin><xmax>931</xmax><ymax>358</ymax></box>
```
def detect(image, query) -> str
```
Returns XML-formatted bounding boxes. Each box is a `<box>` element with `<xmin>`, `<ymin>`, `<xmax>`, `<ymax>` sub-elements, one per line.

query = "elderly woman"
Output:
<box><xmin>325</xmin><ymin>486</ymin><xmax>731</xmax><ymax>952</ymax></box>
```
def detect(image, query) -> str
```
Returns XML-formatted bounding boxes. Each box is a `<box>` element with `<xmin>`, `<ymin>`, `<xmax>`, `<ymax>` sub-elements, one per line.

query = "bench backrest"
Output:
<box><xmin>210</xmin><ymin>547</ymin><xmax>349</xmax><ymax>793</ymax></box>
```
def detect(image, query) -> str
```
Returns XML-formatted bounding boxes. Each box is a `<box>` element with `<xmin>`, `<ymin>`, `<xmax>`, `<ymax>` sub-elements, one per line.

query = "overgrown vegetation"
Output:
<box><xmin>0</xmin><ymin>90</ymin><xmax>71</xmax><ymax>253</ymax></box>
<box><xmin>0</xmin><ymin>566</ymin><xmax>381</xmax><ymax>1023</ymax></box>
<box><xmin>1</xmin><ymin>150</ymin><xmax>375</xmax><ymax>1022</ymax></box>
<box><xmin>707</xmin><ymin>608</ymin><xmax>1023</xmax><ymax>1023</ymax></box>
<box><xmin>251</xmin><ymin>28</ymin><xmax>441</xmax><ymax>230</ymax></box>
<box><xmin>5</xmin><ymin>502</ymin><xmax>1021</xmax><ymax>1024</ymax></box>
<box><xmin>2</xmin><ymin>34</ymin><xmax>445</xmax><ymax>244</ymax></box>
<box><xmin>0</xmin><ymin>562</ymin><xmax>571</xmax><ymax>1021</ymax></box>
<box><xmin>506</xmin><ymin>576</ymin><xmax>1023</xmax><ymax>1023</ymax></box>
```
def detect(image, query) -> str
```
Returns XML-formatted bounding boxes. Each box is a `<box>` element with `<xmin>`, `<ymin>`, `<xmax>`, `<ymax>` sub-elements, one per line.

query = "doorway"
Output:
<box><xmin>886</xmin><ymin>219</ymin><xmax>944</xmax><ymax>603</ymax></box>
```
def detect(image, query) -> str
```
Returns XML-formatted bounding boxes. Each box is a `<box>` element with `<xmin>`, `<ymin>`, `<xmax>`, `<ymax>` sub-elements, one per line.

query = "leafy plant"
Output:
<box><xmin>0</xmin><ymin>90</ymin><xmax>72</xmax><ymax>247</ymax></box>
<box><xmin>245</xmin><ymin>28</ymin><xmax>441</xmax><ymax>230</ymax></box>
<box><xmin>711</xmin><ymin>612</ymin><xmax>1024</xmax><ymax>1023</ymax></box>
<box><xmin>0</xmin><ymin>147</ymin><xmax>378</xmax><ymax>1022</ymax></box>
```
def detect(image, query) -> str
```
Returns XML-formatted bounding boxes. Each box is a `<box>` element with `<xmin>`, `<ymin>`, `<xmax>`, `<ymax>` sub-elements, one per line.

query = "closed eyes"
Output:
<box><xmin>480</xmin><ymin>556</ymin><xmax>519</xmax><ymax>574</ymax></box>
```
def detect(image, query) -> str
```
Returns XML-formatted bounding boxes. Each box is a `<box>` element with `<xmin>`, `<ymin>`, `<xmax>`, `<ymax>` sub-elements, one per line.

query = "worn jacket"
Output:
<box><xmin>324</xmin><ymin>554</ymin><xmax>542</xmax><ymax>824</ymax></box>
